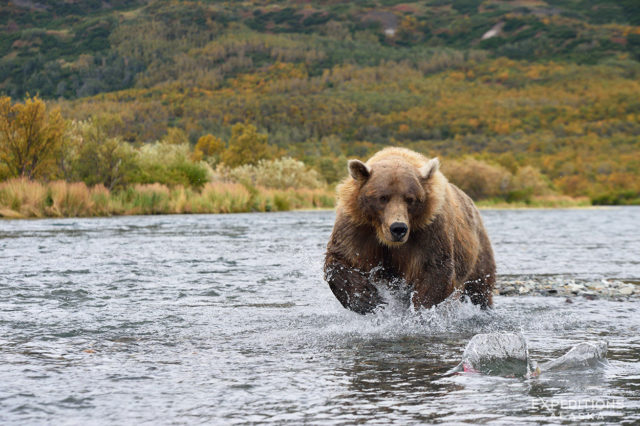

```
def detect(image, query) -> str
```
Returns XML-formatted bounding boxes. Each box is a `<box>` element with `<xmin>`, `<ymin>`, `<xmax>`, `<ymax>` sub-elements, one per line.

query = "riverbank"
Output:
<box><xmin>1</xmin><ymin>179</ymin><xmax>600</xmax><ymax>219</ymax></box>
<box><xmin>495</xmin><ymin>277</ymin><xmax>640</xmax><ymax>300</ymax></box>
<box><xmin>476</xmin><ymin>195</ymin><xmax>591</xmax><ymax>209</ymax></box>
<box><xmin>0</xmin><ymin>179</ymin><xmax>334</xmax><ymax>218</ymax></box>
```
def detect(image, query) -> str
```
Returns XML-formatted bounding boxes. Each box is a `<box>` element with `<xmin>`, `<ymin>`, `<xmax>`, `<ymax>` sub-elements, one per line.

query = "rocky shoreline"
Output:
<box><xmin>495</xmin><ymin>277</ymin><xmax>640</xmax><ymax>300</ymax></box>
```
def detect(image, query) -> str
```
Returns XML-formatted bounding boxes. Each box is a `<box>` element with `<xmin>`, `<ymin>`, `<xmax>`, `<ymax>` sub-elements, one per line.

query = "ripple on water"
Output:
<box><xmin>1</xmin><ymin>210</ymin><xmax>639</xmax><ymax>424</ymax></box>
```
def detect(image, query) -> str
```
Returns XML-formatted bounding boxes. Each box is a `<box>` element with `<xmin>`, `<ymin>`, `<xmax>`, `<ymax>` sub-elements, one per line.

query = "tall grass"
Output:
<box><xmin>477</xmin><ymin>195</ymin><xmax>591</xmax><ymax>209</ymax></box>
<box><xmin>0</xmin><ymin>178</ymin><xmax>335</xmax><ymax>218</ymax></box>
<box><xmin>196</xmin><ymin>183</ymin><xmax>252</xmax><ymax>213</ymax></box>
<box><xmin>0</xmin><ymin>178</ymin><xmax>48</xmax><ymax>218</ymax></box>
<box><xmin>48</xmin><ymin>181</ymin><xmax>93</xmax><ymax>217</ymax></box>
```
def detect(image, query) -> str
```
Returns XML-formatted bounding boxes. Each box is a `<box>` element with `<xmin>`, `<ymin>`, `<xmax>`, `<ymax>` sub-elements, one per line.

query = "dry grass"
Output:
<box><xmin>0</xmin><ymin>179</ymin><xmax>336</xmax><ymax>218</ymax></box>
<box><xmin>0</xmin><ymin>178</ymin><xmax>48</xmax><ymax>218</ymax></box>
<box><xmin>197</xmin><ymin>182</ymin><xmax>252</xmax><ymax>213</ymax></box>
<box><xmin>47</xmin><ymin>181</ymin><xmax>93</xmax><ymax>217</ymax></box>
<box><xmin>1</xmin><ymin>176</ymin><xmax>591</xmax><ymax>218</ymax></box>
<box><xmin>477</xmin><ymin>195</ymin><xmax>591</xmax><ymax>209</ymax></box>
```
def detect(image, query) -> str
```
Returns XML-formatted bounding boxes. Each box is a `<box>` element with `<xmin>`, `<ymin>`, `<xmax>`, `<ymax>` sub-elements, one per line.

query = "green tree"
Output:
<box><xmin>317</xmin><ymin>156</ymin><xmax>347</xmax><ymax>185</ymax></box>
<box><xmin>0</xmin><ymin>96</ymin><xmax>67</xmax><ymax>179</ymax></box>
<box><xmin>73</xmin><ymin>118</ymin><xmax>138</xmax><ymax>190</ymax></box>
<box><xmin>75</xmin><ymin>137</ymin><xmax>138</xmax><ymax>190</ymax></box>
<box><xmin>221</xmin><ymin>123</ymin><xmax>273</xmax><ymax>168</ymax></box>
<box><xmin>134</xmin><ymin>142</ymin><xmax>208</xmax><ymax>189</ymax></box>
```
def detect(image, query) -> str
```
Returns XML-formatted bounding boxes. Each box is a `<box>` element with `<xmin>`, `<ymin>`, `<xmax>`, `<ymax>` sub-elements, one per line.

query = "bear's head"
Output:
<box><xmin>338</xmin><ymin>148</ymin><xmax>446</xmax><ymax>247</ymax></box>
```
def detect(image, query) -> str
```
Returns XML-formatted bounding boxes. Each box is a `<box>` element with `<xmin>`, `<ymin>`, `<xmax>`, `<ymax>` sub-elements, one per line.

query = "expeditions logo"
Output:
<box><xmin>532</xmin><ymin>397</ymin><xmax>624</xmax><ymax>421</ymax></box>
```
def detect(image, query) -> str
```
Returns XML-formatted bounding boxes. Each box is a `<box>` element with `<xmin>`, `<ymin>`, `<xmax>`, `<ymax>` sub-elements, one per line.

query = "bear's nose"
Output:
<box><xmin>389</xmin><ymin>222</ymin><xmax>408</xmax><ymax>240</ymax></box>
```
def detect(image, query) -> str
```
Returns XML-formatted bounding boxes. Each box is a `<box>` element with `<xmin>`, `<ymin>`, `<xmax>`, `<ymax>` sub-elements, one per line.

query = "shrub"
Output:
<box><xmin>223</xmin><ymin>157</ymin><xmax>325</xmax><ymax>189</ymax></box>
<box><xmin>591</xmin><ymin>190</ymin><xmax>640</xmax><ymax>205</ymax></box>
<box><xmin>444</xmin><ymin>158</ymin><xmax>554</xmax><ymax>202</ymax></box>
<box><xmin>134</xmin><ymin>142</ymin><xmax>209</xmax><ymax>188</ymax></box>
<box><xmin>508</xmin><ymin>165</ymin><xmax>552</xmax><ymax>202</ymax></box>
<box><xmin>443</xmin><ymin>157</ymin><xmax>512</xmax><ymax>200</ymax></box>
<box><xmin>75</xmin><ymin>136</ymin><xmax>139</xmax><ymax>190</ymax></box>
<box><xmin>66</xmin><ymin>117</ymin><xmax>140</xmax><ymax>189</ymax></box>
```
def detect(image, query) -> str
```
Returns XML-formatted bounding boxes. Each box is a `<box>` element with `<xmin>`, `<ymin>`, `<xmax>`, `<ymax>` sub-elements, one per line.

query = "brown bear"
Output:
<box><xmin>324</xmin><ymin>147</ymin><xmax>495</xmax><ymax>314</ymax></box>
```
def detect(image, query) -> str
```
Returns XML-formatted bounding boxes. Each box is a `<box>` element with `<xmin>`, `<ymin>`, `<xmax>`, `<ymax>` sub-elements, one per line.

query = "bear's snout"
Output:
<box><xmin>389</xmin><ymin>222</ymin><xmax>408</xmax><ymax>241</ymax></box>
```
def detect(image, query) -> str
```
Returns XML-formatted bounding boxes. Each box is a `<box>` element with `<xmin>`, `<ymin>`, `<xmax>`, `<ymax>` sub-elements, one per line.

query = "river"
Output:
<box><xmin>1</xmin><ymin>208</ymin><xmax>639</xmax><ymax>424</ymax></box>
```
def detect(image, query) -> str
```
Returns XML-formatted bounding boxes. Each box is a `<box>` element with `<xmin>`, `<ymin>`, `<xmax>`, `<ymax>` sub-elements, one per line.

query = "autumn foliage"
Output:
<box><xmin>0</xmin><ymin>96</ymin><xmax>66</xmax><ymax>180</ymax></box>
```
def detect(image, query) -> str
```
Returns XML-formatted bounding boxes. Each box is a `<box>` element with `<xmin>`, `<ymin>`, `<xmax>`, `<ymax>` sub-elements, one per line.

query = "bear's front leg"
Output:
<box><xmin>411</xmin><ymin>280</ymin><xmax>457</xmax><ymax>311</ymax></box>
<box><xmin>324</xmin><ymin>257</ymin><xmax>383</xmax><ymax>315</ymax></box>
<box><xmin>411</xmin><ymin>258</ymin><xmax>456</xmax><ymax>310</ymax></box>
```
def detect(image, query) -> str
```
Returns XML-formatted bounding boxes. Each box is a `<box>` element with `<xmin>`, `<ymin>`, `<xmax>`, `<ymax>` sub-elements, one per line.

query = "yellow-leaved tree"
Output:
<box><xmin>0</xmin><ymin>96</ymin><xmax>66</xmax><ymax>179</ymax></box>
<box><xmin>192</xmin><ymin>134</ymin><xmax>225</xmax><ymax>163</ymax></box>
<box><xmin>221</xmin><ymin>123</ymin><xmax>273</xmax><ymax>168</ymax></box>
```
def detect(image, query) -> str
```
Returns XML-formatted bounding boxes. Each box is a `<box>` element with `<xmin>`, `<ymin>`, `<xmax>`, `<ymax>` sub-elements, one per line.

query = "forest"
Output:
<box><xmin>1</xmin><ymin>0</ymin><xmax>640</xmax><ymax>216</ymax></box>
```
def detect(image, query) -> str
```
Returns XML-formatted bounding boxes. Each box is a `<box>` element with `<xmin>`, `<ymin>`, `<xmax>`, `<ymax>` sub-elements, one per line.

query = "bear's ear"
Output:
<box><xmin>348</xmin><ymin>159</ymin><xmax>371</xmax><ymax>182</ymax></box>
<box><xmin>420</xmin><ymin>157</ymin><xmax>440</xmax><ymax>181</ymax></box>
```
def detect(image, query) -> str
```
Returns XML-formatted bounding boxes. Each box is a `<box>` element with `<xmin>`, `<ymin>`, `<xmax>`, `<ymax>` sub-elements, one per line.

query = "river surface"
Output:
<box><xmin>1</xmin><ymin>208</ymin><xmax>639</xmax><ymax>424</ymax></box>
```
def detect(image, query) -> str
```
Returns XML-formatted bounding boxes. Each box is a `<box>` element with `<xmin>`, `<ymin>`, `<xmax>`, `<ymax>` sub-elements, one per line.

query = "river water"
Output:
<box><xmin>1</xmin><ymin>208</ymin><xmax>639</xmax><ymax>424</ymax></box>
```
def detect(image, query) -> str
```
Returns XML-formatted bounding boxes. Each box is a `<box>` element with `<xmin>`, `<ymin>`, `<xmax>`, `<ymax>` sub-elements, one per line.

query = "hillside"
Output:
<box><xmin>2</xmin><ymin>0</ymin><xmax>640</xmax><ymax>204</ymax></box>
<box><xmin>2</xmin><ymin>0</ymin><xmax>640</xmax><ymax>99</ymax></box>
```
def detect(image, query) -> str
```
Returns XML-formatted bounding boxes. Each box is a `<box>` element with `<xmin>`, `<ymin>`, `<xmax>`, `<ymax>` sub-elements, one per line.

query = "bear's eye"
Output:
<box><xmin>405</xmin><ymin>197</ymin><xmax>415</xmax><ymax>205</ymax></box>
<box><xmin>379</xmin><ymin>195</ymin><xmax>389</xmax><ymax>204</ymax></box>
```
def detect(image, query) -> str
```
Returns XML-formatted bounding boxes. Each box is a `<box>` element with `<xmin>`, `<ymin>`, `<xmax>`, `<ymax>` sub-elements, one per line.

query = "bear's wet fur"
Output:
<box><xmin>324</xmin><ymin>147</ymin><xmax>496</xmax><ymax>314</ymax></box>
